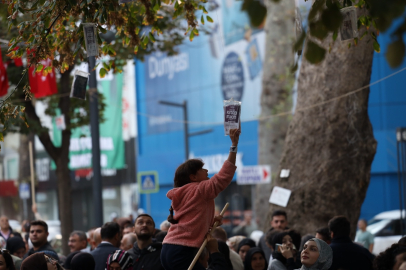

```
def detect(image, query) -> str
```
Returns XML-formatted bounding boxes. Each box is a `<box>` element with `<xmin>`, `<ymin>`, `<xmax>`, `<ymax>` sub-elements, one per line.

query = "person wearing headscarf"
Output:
<box><xmin>297</xmin><ymin>238</ymin><xmax>332</xmax><ymax>270</ymax></box>
<box><xmin>268</xmin><ymin>231</ymin><xmax>301</xmax><ymax>270</ymax></box>
<box><xmin>6</xmin><ymin>237</ymin><xmax>26</xmax><ymax>259</ymax></box>
<box><xmin>244</xmin><ymin>247</ymin><xmax>268</xmax><ymax>270</ymax></box>
<box><xmin>70</xmin><ymin>253</ymin><xmax>95</xmax><ymax>270</ymax></box>
<box><xmin>106</xmin><ymin>250</ymin><xmax>133</xmax><ymax>270</ymax></box>
<box><xmin>21</xmin><ymin>253</ymin><xmax>59</xmax><ymax>270</ymax></box>
<box><xmin>237</xmin><ymin>238</ymin><xmax>256</xmax><ymax>262</ymax></box>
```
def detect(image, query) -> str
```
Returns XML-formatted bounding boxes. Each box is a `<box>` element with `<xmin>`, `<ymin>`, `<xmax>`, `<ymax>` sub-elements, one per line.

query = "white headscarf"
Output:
<box><xmin>300</xmin><ymin>238</ymin><xmax>333</xmax><ymax>270</ymax></box>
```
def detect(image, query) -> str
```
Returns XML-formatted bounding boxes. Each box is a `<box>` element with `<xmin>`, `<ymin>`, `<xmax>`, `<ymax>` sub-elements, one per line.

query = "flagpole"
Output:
<box><xmin>89</xmin><ymin>55</ymin><xmax>104</xmax><ymax>226</ymax></box>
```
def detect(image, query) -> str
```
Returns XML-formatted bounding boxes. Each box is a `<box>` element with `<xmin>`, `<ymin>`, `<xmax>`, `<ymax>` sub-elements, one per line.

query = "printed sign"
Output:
<box><xmin>223</xmin><ymin>98</ymin><xmax>241</xmax><ymax>135</ymax></box>
<box><xmin>83</xmin><ymin>23</ymin><xmax>99</xmax><ymax>57</ymax></box>
<box><xmin>237</xmin><ymin>165</ymin><xmax>271</xmax><ymax>185</ymax></box>
<box><xmin>138</xmin><ymin>171</ymin><xmax>159</xmax><ymax>194</ymax></box>
<box><xmin>340</xmin><ymin>7</ymin><xmax>358</xmax><ymax>41</ymax></box>
<box><xmin>269</xmin><ymin>186</ymin><xmax>292</xmax><ymax>207</ymax></box>
<box><xmin>19</xmin><ymin>183</ymin><xmax>30</xmax><ymax>199</ymax></box>
<box><xmin>55</xmin><ymin>115</ymin><xmax>66</xmax><ymax>130</ymax></box>
<box><xmin>70</xmin><ymin>70</ymin><xmax>89</xmax><ymax>100</ymax></box>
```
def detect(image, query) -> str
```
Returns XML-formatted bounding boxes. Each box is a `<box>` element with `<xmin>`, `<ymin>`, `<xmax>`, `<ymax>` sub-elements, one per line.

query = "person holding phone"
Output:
<box><xmin>268</xmin><ymin>232</ymin><xmax>301</xmax><ymax>270</ymax></box>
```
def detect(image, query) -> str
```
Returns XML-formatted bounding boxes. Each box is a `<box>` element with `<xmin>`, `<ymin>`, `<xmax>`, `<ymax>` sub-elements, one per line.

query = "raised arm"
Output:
<box><xmin>227</xmin><ymin>129</ymin><xmax>241</xmax><ymax>165</ymax></box>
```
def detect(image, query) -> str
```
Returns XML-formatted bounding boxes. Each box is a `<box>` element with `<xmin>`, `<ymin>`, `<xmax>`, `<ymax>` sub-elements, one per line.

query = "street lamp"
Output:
<box><xmin>158</xmin><ymin>100</ymin><xmax>213</xmax><ymax>161</ymax></box>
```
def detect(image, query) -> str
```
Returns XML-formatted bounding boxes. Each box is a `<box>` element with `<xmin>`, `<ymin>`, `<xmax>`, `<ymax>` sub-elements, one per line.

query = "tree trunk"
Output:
<box><xmin>266</xmin><ymin>16</ymin><xmax>377</xmax><ymax>236</ymax></box>
<box><xmin>24</xmin><ymin>68</ymin><xmax>73</xmax><ymax>255</ymax></box>
<box><xmin>55</xmin><ymin>70</ymin><xmax>73</xmax><ymax>255</ymax></box>
<box><xmin>256</xmin><ymin>0</ymin><xmax>296</xmax><ymax>230</ymax></box>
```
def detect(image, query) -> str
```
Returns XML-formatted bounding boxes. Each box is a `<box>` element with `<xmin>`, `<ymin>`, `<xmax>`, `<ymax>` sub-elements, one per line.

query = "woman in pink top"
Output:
<box><xmin>160</xmin><ymin>128</ymin><xmax>241</xmax><ymax>270</ymax></box>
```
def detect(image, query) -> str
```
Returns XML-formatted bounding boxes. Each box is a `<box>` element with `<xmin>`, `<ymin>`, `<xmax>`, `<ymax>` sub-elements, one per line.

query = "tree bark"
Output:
<box><xmin>18</xmin><ymin>133</ymin><xmax>35</xmax><ymax>221</ymax></box>
<box><xmin>256</xmin><ymin>0</ymin><xmax>295</xmax><ymax>230</ymax></box>
<box><xmin>266</xmin><ymin>16</ymin><xmax>377</xmax><ymax>237</ymax></box>
<box><xmin>24</xmin><ymin>68</ymin><xmax>73</xmax><ymax>255</ymax></box>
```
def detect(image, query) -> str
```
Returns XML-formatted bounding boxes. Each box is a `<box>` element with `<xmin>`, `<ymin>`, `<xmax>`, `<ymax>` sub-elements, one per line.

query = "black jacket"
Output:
<box><xmin>90</xmin><ymin>242</ymin><xmax>121</xmax><ymax>270</ymax></box>
<box><xmin>23</xmin><ymin>242</ymin><xmax>59</xmax><ymax>260</ymax></box>
<box><xmin>330</xmin><ymin>236</ymin><xmax>374</xmax><ymax>270</ymax></box>
<box><xmin>127</xmin><ymin>241</ymin><xmax>164</xmax><ymax>270</ymax></box>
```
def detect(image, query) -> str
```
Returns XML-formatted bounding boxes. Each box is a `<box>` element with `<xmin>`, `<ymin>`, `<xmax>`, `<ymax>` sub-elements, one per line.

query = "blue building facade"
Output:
<box><xmin>135</xmin><ymin>7</ymin><xmax>406</xmax><ymax>225</ymax></box>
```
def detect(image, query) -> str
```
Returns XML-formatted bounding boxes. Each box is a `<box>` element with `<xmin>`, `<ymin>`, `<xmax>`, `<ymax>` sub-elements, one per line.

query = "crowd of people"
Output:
<box><xmin>0</xmin><ymin>211</ymin><xmax>405</xmax><ymax>270</ymax></box>
<box><xmin>0</xmin><ymin>129</ymin><xmax>404</xmax><ymax>270</ymax></box>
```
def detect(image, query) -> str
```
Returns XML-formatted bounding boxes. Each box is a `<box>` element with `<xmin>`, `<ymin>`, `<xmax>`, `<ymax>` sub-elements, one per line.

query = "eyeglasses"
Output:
<box><xmin>0</xmin><ymin>249</ymin><xmax>10</xmax><ymax>254</ymax></box>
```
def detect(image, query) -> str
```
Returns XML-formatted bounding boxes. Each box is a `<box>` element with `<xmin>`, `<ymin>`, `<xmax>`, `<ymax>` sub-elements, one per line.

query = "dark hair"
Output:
<box><xmin>316</xmin><ymin>227</ymin><xmax>331</xmax><ymax>242</ymax></box>
<box><xmin>71</xmin><ymin>253</ymin><xmax>95</xmax><ymax>270</ymax></box>
<box><xmin>237</xmin><ymin>238</ymin><xmax>256</xmax><ymax>253</ymax></box>
<box><xmin>265</xmin><ymin>229</ymin><xmax>282</xmax><ymax>247</ymax></box>
<box><xmin>63</xmin><ymin>251</ymin><xmax>81</xmax><ymax>269</ymax></box>
<box><xmin>328</xmin><ymin>216</ymin><xmax>350</xmax><ymax>238</ymax></box>
<box><xmin>135</xmin><ymin>214</ymin><xmax>155</xmax><ymax>228</ymax></box>
<box><xmin>6</xmin><ymin>236</ymin><xmax>26</xmax><ymax>255</ymax></box>
<box><xmin>212</xmin><ymin>227</ymin><xmax>227</xmax><ymax>242</ymax></box>
<box><xmin>299</xmin><ymin>234</ymin><xmax>315</xmax><ymax>251</ymax></box>
<box><xmin>0</xmin><ymin>249</ymin><xmax>16</xmax><ymax>270</ymax></box>
<box><xmin>101</xmin><ymin>222</ymin><xmax>120</xmax><ymax>240</ymax></box>
<box><xmin>155</xmin><ymin>231</ymin><xmax>167</xmax><ymax>242</ymax></box>
<box><xmin>399</xmin><ymin>236</ymin><xmax>406</xmax><ymax>245</ymax></box>
<box><xmin>243</xmin><ymin>247</ymin><xmax>268</xmax><ymax>270</ymax></box>
<box><xmin>287</xmin><ymin>229</ymin><xmax>301</xmax><ymax>251</ymax></box>
<box><xmin>70</xmin><ymin>230</ymin><xmax>87</xmax><ymax>242</ymax></box>
<box><xmin>374</xmin><ymin>243</ymin><xmax>406</xmax><ymax>270</ymax></box>
<box><xmin>30</xmin><ymin>220</ymin><xmax>48</xmax><ymax>233</ymax></box>
<box><xmin>174</xmin><ymin>159</ymin><xmax>204</xmax><ymax>188</ymax></box>
<box><xmin>270</xmin><ymin>231</ymin><xmax>289</xmax><ymax>251</ymax></box>
<box><xmin>271</xmin><ymin>210</ymin><xmax>287</xmax><ymax>220</ymax></box>
<box><xmin>168</xmin><ymin>159</ymin><xmax>204</xmax><ymax>224</ymax></box>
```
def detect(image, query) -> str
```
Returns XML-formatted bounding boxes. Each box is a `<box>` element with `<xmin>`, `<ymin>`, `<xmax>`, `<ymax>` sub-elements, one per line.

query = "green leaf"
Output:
<box><xmin>386</xmin><ymin>39</ymin><xmax>405</xmax><ymax>68</ymax></box>
<box><xmin>305</xmin><ymin>40</ymin><xmax>326</xmax><ymax>64</ymax></box>
<box><xmin>149</xmin><ymin>32</ymin><xmax>156</xmax><ymax>43</ymax></box>
<box><xmin>36</xmin><ymin>64</ymin><xmax>44</xmax><ymax>72</ymax></box>
<box><xmin>153</xmin><ymin>3</ymin><xmax>160</xmax><ymax>11</ymax></box>
<box><xmin>189</xmin><ymin>30</ymin><xmax>195</xmax><ymax>41</ymax></box>
<box><xmin>373</xmin><ymin>40</ymin><xmax>380</xmax><ymax>53</ymax></box>
<box><xmin>134</xmin><ymin>46</ymin><xmax>138</xmax><ymax>54</ymax></box>
<box><xmin>201</xmin><ymin>15</ymin><xmax>205</xmax><ymax>25</ymax></box>
<box><xmin>0</xmin><ymin>132</ymin><xmax>4</xmax><ymax>142</ymax></box>
<box><xmin>206</xmin><ymin>16</ymin><xmax>213</xmax><ymax>23</ymax></box>
<box><xmin>309</xmin><ymin>21</ymin><xmax>328</xmax><ymax>40</ymax></box>
<box><xmin>99</xmin><ymin>68</ymin><xmax>107</xmax><ymax>78</ymax></box>
<box><xmin>308</xmin><ymin>0</ymin><xmax>326</xmax><ymax>21</ymax></box>
<box><xmin>103</xmin><ymin>62</ymin><xmax>110</xmax><ymax>71</ymax></box>
<box><xmin>321</xmin><ymin>5</ymin><xmax>343</xmax><ymax>31</ymax></box>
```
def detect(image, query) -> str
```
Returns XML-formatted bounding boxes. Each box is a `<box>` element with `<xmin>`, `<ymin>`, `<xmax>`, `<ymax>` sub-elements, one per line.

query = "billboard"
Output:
<box><xmin>53</xmin><ymin>73</ymin><xmax>125</xmax><ymax>170</ymax></box>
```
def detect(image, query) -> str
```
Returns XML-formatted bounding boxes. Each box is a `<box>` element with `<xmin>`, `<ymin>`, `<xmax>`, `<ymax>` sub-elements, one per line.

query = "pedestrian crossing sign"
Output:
<box><xmin>138</xmin><ymin>171</ymin><xmax>159</xmax><ymax>194</ymax></box>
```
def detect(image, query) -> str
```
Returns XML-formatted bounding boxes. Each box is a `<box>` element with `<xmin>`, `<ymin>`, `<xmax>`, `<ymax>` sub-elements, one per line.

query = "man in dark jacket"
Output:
<box><xmin>23</xmin><ymin>220</ymin><xmax>59</xmax><ymax>260</ymax></box>
<box><xmin>127</xmin><ymin>214</ymin><xmax>164</xmax><ymax>270</ymax></box>
<box><xmin>90</xmin><ymin>222</ymin><xmax>121</xmax><ymax>270</ymax></box>
<box><xmin>329</xmin><ymin>216</ymin><xmax>374</xmax><ymax>270</ymax></box>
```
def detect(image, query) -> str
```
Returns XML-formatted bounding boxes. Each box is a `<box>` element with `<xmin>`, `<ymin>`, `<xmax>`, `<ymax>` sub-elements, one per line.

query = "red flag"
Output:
<box><xmin>13</xmin><ymin>47</ymin><xmax>23</xmax><ymax>67</ymax></box>
<box><xmin>28</xmin><ymin>59</ymin><xmax>57</xmax><ymax>98</ymax></box>
<box><xmin>0</xmin><ymin>52</ymin><xmax>9</xmax><ymax>97</ymax></box>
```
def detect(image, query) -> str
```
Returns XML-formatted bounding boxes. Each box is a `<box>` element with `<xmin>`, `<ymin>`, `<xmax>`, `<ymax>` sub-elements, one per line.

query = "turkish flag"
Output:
<box><xmin>0</xmin><ymin>52</ymin><xmax>9</xmax><ymax>97</ymax></box>
<box><xmin>28</xmin><ymin>58</ymin><xmax>58</xmax><ymax>98</ymax></box>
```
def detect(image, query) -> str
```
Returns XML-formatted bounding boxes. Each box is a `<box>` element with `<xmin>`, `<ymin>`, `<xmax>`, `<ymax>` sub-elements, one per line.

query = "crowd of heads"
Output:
<box><xmin>2</xmin><ymin>209</ymin><xmax>406</xmax><ymax>270</ymax></box>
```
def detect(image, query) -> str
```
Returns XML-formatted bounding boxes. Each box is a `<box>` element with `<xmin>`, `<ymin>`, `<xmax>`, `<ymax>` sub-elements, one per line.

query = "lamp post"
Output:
<box><xmin>158</xmin><ymin>100</ymin><xmax>213</xmax><ymax>161</ymax></box>
<box><xmin>89</xmin><ymin>56</ymin><xmax>103</xmax><ymax>226</ymax></box>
